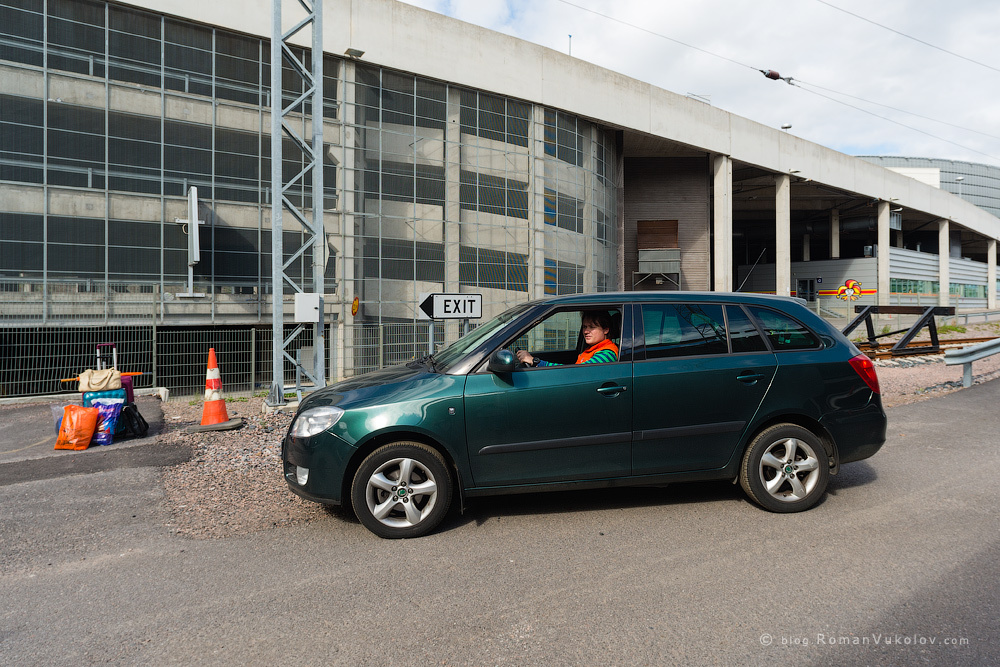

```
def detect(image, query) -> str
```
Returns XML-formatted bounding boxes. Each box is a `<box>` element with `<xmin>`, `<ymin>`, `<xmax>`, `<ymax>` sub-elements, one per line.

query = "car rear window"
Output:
<box><xmin>746</xmin><ymin>306</ymin><xmax>820</xmax><ymax>350</ymax></box>
<box><xmin>641</xmin><ymin>303</ymin><xmax>728</xmax><ymax>359</ymax></box>
<box><xmin>726</xmin><ymin>305</ymin><xmax>768</xmax><ymax>353</ymax></box>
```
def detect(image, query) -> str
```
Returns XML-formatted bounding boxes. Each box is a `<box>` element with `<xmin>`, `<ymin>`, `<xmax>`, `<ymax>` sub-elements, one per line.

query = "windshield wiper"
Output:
<box><xmin>407</xmin><ymin>354</ymin><xmax>438</xmax><ymax>371</ymax></box>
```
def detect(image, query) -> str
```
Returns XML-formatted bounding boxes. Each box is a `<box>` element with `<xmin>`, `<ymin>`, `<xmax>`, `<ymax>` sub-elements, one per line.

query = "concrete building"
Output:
<box><xmin>2</xmin><ymin>0</ymin><xmax>999</xmax><ymax>396</ymax></box>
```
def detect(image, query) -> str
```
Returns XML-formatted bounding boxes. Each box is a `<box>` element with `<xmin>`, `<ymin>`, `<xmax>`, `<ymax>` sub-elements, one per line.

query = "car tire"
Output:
<box><xmin>351</xmin><ymin>442</ymin><xmax>453</xmax><ymax>539</ymax></box>
<box><xmin>739</xmin><ymin>424</ymin><xmax>830</xmax><ymax>513</ymax></box>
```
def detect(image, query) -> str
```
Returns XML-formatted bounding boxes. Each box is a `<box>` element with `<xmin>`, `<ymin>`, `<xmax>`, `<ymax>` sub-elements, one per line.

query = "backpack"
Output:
<box><xmin>119</xmin><ymin>402</ymin><xmax>150</xmax><ymax>438</ymax></box>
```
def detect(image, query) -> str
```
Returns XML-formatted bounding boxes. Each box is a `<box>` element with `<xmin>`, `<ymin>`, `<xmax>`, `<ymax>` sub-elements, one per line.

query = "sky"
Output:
<box><xmin>397</xmin><ymin>0</ymin><xmax>1000</xmax><ymax>167</ymax></box>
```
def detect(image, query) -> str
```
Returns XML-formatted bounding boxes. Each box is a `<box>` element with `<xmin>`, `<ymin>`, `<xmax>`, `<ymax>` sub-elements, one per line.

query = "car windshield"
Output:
<box><xmin>432</xmin><ymin>303</ymin><xmax>531</xmax><ymax>371</ymax></box>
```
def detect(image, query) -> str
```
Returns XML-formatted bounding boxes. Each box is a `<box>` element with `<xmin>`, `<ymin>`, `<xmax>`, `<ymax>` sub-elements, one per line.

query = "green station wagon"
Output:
<box><xmin>283</xmin><ymin>292</ymin><xmax>886</xmax><ymax>538</ymax></box>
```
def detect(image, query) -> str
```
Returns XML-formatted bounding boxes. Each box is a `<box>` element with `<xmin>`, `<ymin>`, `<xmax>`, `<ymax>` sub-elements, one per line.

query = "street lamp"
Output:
<box><xmin>956</xmin><ymin>175</ymin><xmax>965</xmax><ymax>199</ymax></box>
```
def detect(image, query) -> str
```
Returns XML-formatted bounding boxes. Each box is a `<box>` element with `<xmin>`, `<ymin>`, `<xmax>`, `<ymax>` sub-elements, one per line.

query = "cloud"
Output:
<box><xmin>397</xmin><ymin>0</ymin><xmax>1000</xmax><ymax>164</ymax></box>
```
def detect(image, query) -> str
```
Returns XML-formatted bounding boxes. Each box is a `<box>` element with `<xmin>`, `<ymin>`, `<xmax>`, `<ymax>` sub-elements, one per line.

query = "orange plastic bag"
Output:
<box><xmin>54</xmin><ymin>405</ymin><xmax>99</xmax><ymax>451</ymax></box>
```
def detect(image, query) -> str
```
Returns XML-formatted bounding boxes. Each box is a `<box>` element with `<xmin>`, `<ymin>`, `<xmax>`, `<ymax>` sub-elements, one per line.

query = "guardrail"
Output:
<box><xmin>944</xmin><ymin>338</ymin><xmax>1000</xmax><ymax>387</ymax></box>
<box><xmin>954</xmin><ymin>309</ymin><xmax>1000</xmax><ymax>326</ymax></box>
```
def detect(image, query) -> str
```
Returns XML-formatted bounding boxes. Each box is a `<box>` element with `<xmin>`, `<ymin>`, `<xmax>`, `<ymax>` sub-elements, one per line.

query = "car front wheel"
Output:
<box><xmin>739</xmin><ymin>424</ymin><xmax>830</xmax><ymax>513</ymax></box>
<box><xmin>351</xmin><ymin>442</ymin><xmax>452</xmax><ymax>538</ymax></box>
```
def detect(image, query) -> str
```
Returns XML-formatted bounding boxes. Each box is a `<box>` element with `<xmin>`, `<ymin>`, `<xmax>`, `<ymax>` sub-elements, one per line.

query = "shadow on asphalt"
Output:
<box><xmin>450</xmin><ymin>479</ymin><xmax>746</xmax><ymax>531</ymax></box>
<box><xmin>320</xmin><ymin>464</ymin><xmax>883</xmax><ymax>537</ymax></box>
<box><xmin>826</xmin><ymin>460</ymin><xmax>879</xmax><ymax>492</ymax></box>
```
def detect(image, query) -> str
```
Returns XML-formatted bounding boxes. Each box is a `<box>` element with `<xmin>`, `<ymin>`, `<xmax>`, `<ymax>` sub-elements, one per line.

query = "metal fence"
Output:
<box><xmin>5</xmin><ymin>310</ymin><xmax>1000</xmax><ymax>403</ymax></box>
<box><xmin>0</xmin><ymin>321</ymin><xmax>462</xmax><ymax>402</ymax></box>
<box><xmin>0</xmin><ymin>325</ymin><xmax>156</xmax><ymax>399</ymax></box>
<box><xmin>156</xmin><ymin>327</ymin><xmax>263</xmax><ymax>401</ymax></box>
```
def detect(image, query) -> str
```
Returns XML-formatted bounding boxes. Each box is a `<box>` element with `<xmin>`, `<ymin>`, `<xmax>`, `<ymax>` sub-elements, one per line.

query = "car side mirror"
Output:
<box><xmin>488</xmin><ymin>349</ymin><xmax>517</xmax><ymax>374</ymax></box>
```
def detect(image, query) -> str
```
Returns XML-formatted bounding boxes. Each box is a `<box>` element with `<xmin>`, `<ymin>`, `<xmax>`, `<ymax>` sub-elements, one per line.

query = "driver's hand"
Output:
<box><xmin>515</xmin><ymin>349</ymin><xmax>534</xmax><ymax>365</ymax></box>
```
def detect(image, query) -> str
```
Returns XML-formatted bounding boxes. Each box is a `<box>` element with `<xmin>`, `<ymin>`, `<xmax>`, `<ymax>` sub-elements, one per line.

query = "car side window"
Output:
<box><xmin>726</xmin><ymin>305</ymin><xmax>768</xmax><ymax>353</ymax></box>
<box><xmin>641</xmin><ymin>303</ymin><xmax>727</xmax><ymax>359</ymax></box>
<box><xmin>508</xmin><ymin>310</ymin><xmax>582</xmax><ymax>355</ymax></box>
<box><xmin>505</xmin><ymin>307</ymin><xmax>623</xmax><ymax>367</ymax></box>
<box><xmin>746</xmin><ymin>306</ymin><xmax>820</xmax><ymax>350</ymax></box>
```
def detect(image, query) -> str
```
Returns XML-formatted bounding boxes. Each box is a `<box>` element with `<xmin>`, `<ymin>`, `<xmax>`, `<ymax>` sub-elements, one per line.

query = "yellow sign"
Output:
<box><xmin>351</xmin><ymin>296</ymin><xmax>359</xmax><ymax>317</ymax></box>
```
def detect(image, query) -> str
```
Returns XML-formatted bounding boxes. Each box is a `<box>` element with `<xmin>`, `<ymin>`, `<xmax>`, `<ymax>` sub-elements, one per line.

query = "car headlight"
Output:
<box><xmin>290</xmin><ymin>406</ymin><xmax>344</xmax><ymax>438</ymax></box>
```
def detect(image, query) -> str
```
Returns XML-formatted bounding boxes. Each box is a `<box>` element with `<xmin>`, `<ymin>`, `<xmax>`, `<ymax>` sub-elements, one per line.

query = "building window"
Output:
<box><xmin>459</xmin><ymin>246</ymin><xmax>528</xmax><ymax>292</ymax></box>
<box><xmin>47</xmin><ymin>102</ymin><xmax>106</xmax><ymax>189</ymax></box>
<box><xmin>216</xmin><ymin>32</ymin><xmax>262</xmax><ymax>105</ymax></box>
<box><xmin>0</xmin><ymin>213</ymin><xmax>43</xmax><ymax>278</ymax></box>
<box><xmin>47</xmin><ymin>0</ymin><xmax>106</xmax><ymax>77</ymax></box>
<box><xmin>460</xmin><ymin>171</ymin><xmax>528</xmax><ymax>219</ymax></box>
<box><xmin>544</xmin><ymin>259</ymin><xmax>583</xmax><ymax>295</ymax></box>
<box><xmin>543</xmin><ymin>109</ymin><xmax>582</xmax><ymax>167</ymax></box>
<box><xmin>0</xmin><ymin>95</ymin><xmax>44</xmax><ymax>184</ymax></box>
<box><xmin>363</xmin><ymin>239</ymin><xmax>445</xmax><ymax>283</ymax></box>
<box><xmin>543</xmin><ymin>189</ymin><xmax>583</xmax><ymax>233</ymax></box>
<box><xmin>364</xmin><ymin>162</ymin><xmax>445</xmax><ymax>207</ymax></box>
<box><xmin>109</xmin><ymin>4</ymin><xmax>162</xmax><ymax>87</ymax></box>
<box><xmin>460</xmin><ymin>90</ymin><xmax>529</xmax><ymax>147</ymax></box>
<box><xmin>165</xmin><ymin>18</ymin><xmax>213</xmax><ymax>97</ymax></box>
<box><xmin>0</xmin><ymin>0</ymin><xmax>44</xmax><ymax>67</ymax></box>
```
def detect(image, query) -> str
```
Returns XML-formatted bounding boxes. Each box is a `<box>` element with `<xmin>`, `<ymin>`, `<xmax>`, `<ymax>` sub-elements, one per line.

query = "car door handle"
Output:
<box><xmin>597</xmin><ymin>385</ymin><xmax>627</xmax><ymax>396</ymax></box>
<box><xmin>737</xmin><ymin>372</ymin><xmax>765</xmax><ymax>384</ymax></box>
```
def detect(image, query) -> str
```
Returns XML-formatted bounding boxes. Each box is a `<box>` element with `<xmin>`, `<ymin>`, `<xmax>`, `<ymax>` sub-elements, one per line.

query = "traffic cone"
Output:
<box><xmin>186</xmin><ymin>348</ymin><xmax>242</xmax><ymax>432</ymax></box>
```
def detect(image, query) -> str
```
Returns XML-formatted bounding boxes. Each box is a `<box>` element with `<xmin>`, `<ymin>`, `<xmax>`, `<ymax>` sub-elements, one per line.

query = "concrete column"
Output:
<box><xmin>334</xmin><ymin>59</ymin><xmax>358</xmax><ymax>381</ymax></box>
<box><xmin>530</xmin><ymin>105</ymin><xmax>548</xmax><ymax>299</ymax></box>
<box><xmin>775</xmin><ymin>174</ymin><xmax>791</xmax><ymax>297</ymax></box>
<box><xmin>988</xmin><ymin>238</ymin><xmax>997</xmax><ymax>310</ymax></box>
<box><xmin>938</xmin><ymin>219</ymin><xmax>951</xmax><ymax>307</ymax></box>
<box><xmin>830</xmin><ymin>208</ymin><xmax>840</xmax><ymax>258</ymax></box>
<box><xmin>712</xmin><ymin>154</ymin><xmax>733</xmax><ymax>291</ymax></box>
<box><xmin>877</xmin><ymin>201</ymin><xmax>890</xmax><ymax>305</ymax></box>
<box><xmin>581</xmin><ymin>126</ymin><xmax>596</xmax><ymax>291</ymax></box>
<box><xmin>444</xmin><ymin>87</ymin><xmax>462</xmax><ymax>341</ymax></box>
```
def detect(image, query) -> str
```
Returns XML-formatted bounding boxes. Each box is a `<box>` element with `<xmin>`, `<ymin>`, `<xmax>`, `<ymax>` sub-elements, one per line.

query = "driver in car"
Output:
<box><xmin>516</xmin><ymin>310</ymin><xmax>619</xmax><ymax>367</ymax></box>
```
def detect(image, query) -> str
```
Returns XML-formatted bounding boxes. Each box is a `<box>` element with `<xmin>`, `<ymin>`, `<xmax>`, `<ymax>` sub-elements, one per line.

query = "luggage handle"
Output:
<box><xmin>96</xmin><ymin>342</ymin><xmax>117</xmax><ymax>370</ymax></box>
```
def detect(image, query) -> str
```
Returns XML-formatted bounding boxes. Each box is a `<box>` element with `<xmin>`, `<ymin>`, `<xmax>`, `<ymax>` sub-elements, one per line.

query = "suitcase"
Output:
<box><xmin>83</xmin><ymin>388</ymin><xmax>128</xmax><ymax>408</ymax></box>
<box><xmin>120</xmin><ymin>375</ymin><xmax>134</xmax><ymax>403</ymax></box>
<box><xmin>84</xmin><ymin>343</ymin><xmax>134</xmax><ymax>403</ymax></box>
<box><xmin>83</xmin><ymin>388</ymin><xmax>128</xmax><ymax>438</ymax></box>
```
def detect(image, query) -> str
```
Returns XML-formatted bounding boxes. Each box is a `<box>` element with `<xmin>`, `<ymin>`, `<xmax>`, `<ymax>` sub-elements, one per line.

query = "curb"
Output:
<box><xmin>0</xmin><ymin>387</ymin><xmax>170</xmax><ymax>406</ymax></box>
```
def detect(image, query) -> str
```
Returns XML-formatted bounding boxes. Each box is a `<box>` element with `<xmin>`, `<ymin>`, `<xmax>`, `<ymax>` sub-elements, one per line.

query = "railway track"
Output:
<box><xmin>858</xmin><ymin>336</ymin><xmax>998</xmax><ymax>360</ymax></box>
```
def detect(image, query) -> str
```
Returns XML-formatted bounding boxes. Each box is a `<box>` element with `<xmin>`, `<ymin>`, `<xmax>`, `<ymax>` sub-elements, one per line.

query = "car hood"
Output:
<box><xmin>297</xmin><ymin>361</ymin><xmax>446</xmax><ymax>412</ymax></box>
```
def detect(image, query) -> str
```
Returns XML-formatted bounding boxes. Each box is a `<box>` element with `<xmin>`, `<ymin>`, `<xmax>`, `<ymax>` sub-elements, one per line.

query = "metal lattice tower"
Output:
<box><xmin>268</xmin><ymin>0</ymin><xmax>325</xmax><ymax>405</ymax></box>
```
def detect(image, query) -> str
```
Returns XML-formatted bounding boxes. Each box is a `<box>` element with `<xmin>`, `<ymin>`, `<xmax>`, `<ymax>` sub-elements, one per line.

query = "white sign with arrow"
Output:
<box><xmin>418</xmin><ymin>293</ymin><xmax>483</xmax><ymax>320</ymax></box>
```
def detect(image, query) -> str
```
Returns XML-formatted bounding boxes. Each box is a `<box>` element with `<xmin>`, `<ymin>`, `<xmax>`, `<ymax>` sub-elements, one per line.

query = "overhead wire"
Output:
<box><xmin>550</xmin><ymin>0</ymin><xmax>759</xmax><ymax>74</ymax></box>
<box><xmin>550</xmin><ymin>0</ymin><xmax>1000</xmax><ymax>160</ymax></box>
<box><xmin>792</xmin><ymin>79</ymin><xmax>1000</xmax><ymax>143</ymax></box>
<box><xmin>782</xmin><ymin>78</ymin><xmax>1000</xmax><ymax>162</ymax></box>
<box><xmin>811</xmin><ymin>0</ymin><xmax>1000</xmax><ymax>75</ymax></box>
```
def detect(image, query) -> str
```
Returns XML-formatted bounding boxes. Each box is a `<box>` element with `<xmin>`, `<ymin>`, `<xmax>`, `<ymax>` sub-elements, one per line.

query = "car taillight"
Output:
<box><xmin>848</xmin><ymin>354</ymin><xmax>880</xmax><ymax>394</ymax></box>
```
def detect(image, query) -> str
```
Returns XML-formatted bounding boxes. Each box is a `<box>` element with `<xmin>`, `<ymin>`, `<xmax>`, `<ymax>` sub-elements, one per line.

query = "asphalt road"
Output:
<box><xmin>1</xmin><ymin>384</ymin><xmax>998</xmax><ymax>666</ymax></box>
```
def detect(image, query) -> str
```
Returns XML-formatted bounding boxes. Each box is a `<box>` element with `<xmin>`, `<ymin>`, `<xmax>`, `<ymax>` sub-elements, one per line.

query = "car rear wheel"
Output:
<box><xmin>351</xmin><ymin>442</ymin><xmax>452</xmax><ymax>539</ymax></box>
<box><xmin>739</xmin><ymin>424</ymin><xmax>829</xmax><ymax>512</ymax></box>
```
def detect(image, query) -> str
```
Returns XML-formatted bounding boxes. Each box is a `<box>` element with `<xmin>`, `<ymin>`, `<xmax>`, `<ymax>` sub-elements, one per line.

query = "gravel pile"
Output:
<box><xmin>159</xmin><ymin>398</ymin><xmax>331</xmax><ymax>539</ymax></box>
<box><xmin>158</xmin><ymin>323</ymin><xmax>1000</xmax><ymax>539</ymax></box>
